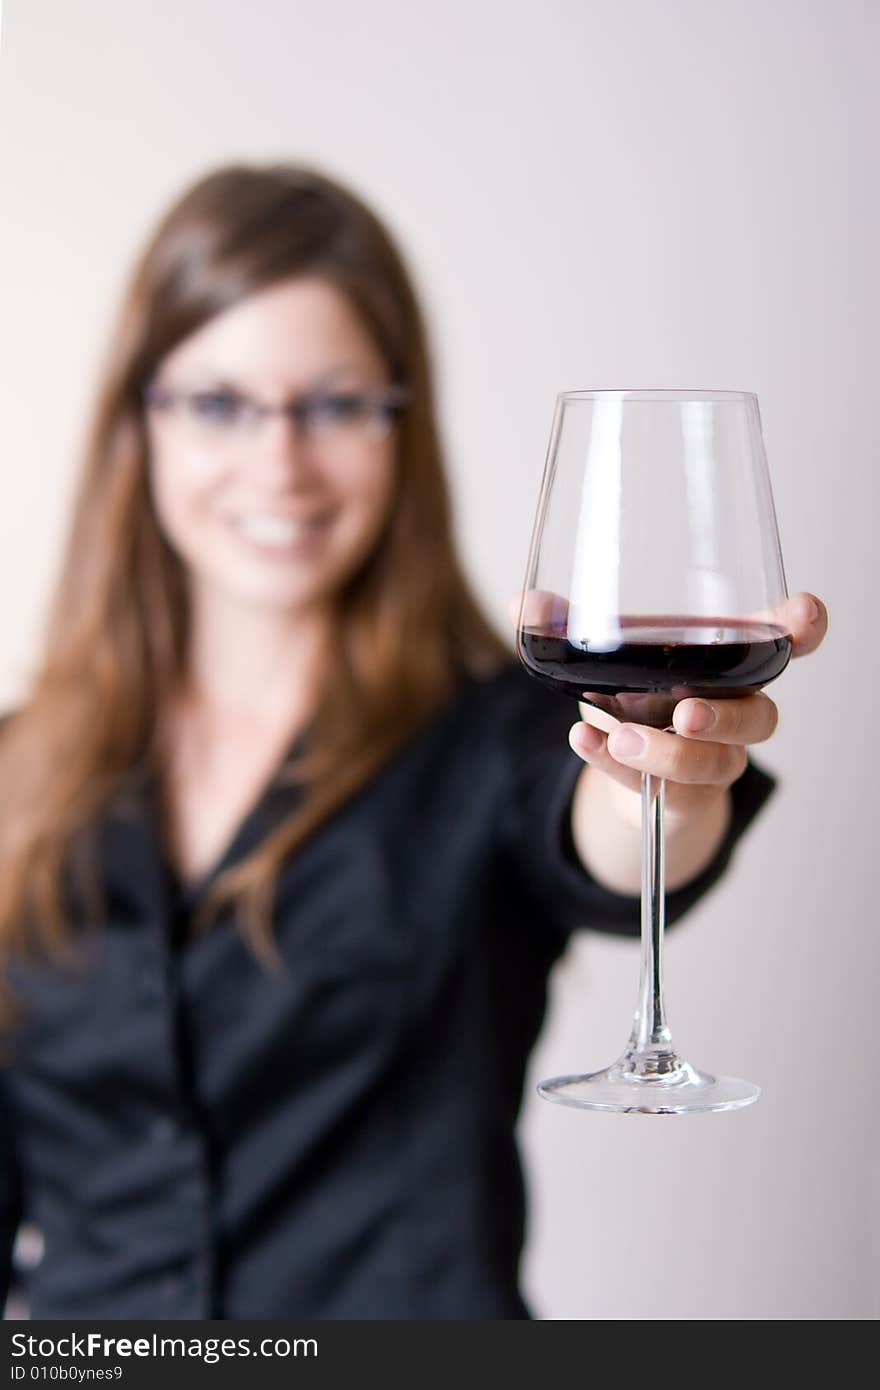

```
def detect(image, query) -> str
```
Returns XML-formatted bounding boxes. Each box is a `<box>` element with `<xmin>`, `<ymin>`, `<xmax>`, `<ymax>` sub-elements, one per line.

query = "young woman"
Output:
<box><xmin>0</xmin><ymin>163</ymin><xmax>827</xmax><ymax>1320</ymax></box>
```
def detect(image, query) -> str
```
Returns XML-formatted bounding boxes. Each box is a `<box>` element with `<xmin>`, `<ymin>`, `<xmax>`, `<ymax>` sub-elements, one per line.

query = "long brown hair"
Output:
<box><xmin>0</xmin><ymin>161</ymin><xmax>512</xmax><ymax>978</ymax></box>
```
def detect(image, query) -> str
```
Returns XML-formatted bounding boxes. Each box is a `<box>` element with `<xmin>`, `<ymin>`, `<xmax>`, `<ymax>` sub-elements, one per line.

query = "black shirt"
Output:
<box><xmin>0</xmin><ymin>662</ymin><xmax>776</xmax><ymax>1319</ymax></box>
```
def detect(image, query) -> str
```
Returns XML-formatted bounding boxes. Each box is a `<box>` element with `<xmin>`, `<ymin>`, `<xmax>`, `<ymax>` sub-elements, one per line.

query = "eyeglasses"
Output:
<box><xmin>141</xmin><ymin>381</ymin><xmax>410</xmax><ymax>445</ymax></box>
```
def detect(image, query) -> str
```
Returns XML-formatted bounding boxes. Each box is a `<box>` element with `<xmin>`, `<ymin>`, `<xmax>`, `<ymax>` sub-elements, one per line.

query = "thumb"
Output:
<box><xmin>506</xmin><ymin>588</ymin><xmax>570</xmax><ymax>630</ymax></box>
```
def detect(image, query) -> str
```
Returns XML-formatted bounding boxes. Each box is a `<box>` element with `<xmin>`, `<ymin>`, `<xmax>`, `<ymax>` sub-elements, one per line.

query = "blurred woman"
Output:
<box><xmin>0</xmin><ymin>163</ymin><xmax>827</xmax><ymax>1319</ymax></box>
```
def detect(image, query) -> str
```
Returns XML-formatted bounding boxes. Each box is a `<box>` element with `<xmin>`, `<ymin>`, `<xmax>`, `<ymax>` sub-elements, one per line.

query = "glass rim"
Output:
<box><xmin>557</xmin><ymin>387</ymin><xmax>758</xmax><ymax>402</ymax></box>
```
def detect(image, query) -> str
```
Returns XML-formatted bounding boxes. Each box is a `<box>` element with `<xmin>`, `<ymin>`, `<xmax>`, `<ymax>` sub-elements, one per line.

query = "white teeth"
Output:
<box><xmin>232</xmin><ymin>514</ymin><xmax>321</xmax><ymax>545</ymax></box>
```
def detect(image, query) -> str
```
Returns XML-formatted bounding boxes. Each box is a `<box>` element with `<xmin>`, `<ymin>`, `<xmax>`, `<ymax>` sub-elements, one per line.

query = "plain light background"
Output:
<box><xmin>0</xmin><ymin>0</ymin><xmax>875</xmax><ymax>1319</ymax></box>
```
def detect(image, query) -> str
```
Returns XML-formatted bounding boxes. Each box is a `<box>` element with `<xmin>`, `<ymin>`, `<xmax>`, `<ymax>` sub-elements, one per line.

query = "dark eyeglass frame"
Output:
<box><xmin>140</xmin><ymin>380</ymin><xmax>411</xmax><ymax>438</ymax></box>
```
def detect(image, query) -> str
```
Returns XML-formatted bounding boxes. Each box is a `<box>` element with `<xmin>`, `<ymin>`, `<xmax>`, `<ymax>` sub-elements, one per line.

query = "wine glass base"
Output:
<box><xmin>537</xmin><ymin>1060</ymin><xmax>760</xmax><ymax>1115</ymax></box>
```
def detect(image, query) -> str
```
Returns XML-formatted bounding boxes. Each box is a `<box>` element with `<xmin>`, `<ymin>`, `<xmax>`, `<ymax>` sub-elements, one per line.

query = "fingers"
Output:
<box><xmin>784</xmin><ymin>591</ymin><xmax>828</xmax><ymax>658</ymax></box>
<box><xmin>572</xmin><ymin>719</ymin><xmax>748</xmax><ymax>788</ymax></box>
<box><xmin>744</xmin><ymin>591</ymin><xmax>828</xmax><ymax>657</ymax></box>
<box><xmin>569</xmin><ymin>721</ymin><xmax>642</xmax><ymax>798</ymax></box>
<box><xmin>507</xmin><ymin>588</ymin><xmax>569</xmax><ymax>629</ymax></box>
<box><xmin>671</xmin><ymin>691</ymin><xmax>778</xmax><ymax>745</ymax></box>
<box><xmin>609</xmin><ymin>723</ymin><xmax>747</xmax><ymax>785</ymax></box>
<box><xmin>568</xmin><ymin>721</ymin><xmax>741</xmax><ymax>824</ymax></box>
<box><xmin>577</xmin><ymin>699</ymin><xmax>620</xmax><ymax>734</ymax></box>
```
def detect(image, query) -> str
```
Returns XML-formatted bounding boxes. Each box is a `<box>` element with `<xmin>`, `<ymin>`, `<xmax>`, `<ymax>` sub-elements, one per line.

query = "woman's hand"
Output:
<box><xmin>509</xmin><ymin>589</ymin><xmax>828</xmax><ymax>892</ymax></box>
<box><xmin>565</xmin><ymin>591</ymin><xmax>828</xmax><ymax>827</ymax></box>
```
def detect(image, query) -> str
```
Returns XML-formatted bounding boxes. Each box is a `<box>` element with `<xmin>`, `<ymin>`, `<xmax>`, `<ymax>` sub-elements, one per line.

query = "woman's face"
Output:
<box><xmin>145</xmin><ymin>276</ymin><xmax>399</xmax><ymax>616</ymax></box>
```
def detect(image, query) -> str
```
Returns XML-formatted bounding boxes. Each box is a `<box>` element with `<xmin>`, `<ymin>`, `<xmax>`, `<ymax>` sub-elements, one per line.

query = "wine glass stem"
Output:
<box><xmin>622</xmin><ymin>770</ymin><xmax>679</xmax><ymax>1072</ymax></box>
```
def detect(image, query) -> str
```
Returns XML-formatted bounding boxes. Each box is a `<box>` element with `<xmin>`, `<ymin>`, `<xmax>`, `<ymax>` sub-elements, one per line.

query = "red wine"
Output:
<box><xmin>517</xmin><ymin>614</ymin><xmax>792</xmax><ymax>729</ymax></box>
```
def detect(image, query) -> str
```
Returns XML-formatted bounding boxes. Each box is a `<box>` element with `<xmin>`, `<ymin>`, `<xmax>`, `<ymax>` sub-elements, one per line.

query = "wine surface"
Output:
<box><xmin>517</xmin><ymin>614</ymin><xmax>792</xmax><ymax>729</ymax></box>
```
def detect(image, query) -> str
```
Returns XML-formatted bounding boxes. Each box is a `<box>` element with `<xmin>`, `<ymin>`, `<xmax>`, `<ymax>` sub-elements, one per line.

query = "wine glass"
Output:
<box><xmin>516</xmin><ymin>389</ymin><xmax>792</xmax><ymax>1114</ymax></box>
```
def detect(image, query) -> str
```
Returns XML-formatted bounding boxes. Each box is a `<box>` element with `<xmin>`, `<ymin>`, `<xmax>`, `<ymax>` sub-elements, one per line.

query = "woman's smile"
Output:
<box><xmin>220</xmin><ymin>507</ymin><xmax>336</xmax><ymax>558</ymax></box>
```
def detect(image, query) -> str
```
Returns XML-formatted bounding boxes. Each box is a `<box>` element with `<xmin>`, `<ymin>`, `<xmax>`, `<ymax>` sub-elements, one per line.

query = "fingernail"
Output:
<box><xmin>574</xmin><ymin>723</ymin><xmax>604</xmax><ymax>754</ymax></box>
<box><xmin>688</xmin><ymin>700</ymin><xmax>716</xmax><ymax>731</ymax></box>
<box><xmin>806</xmin><ymin>597</ymin><xmax>820</xmax><ymax>624</ymax></box>
<box><xmin>609</xmin><ymin>727</ymin><xmax>645</xmax><ymax>759</ymax></box>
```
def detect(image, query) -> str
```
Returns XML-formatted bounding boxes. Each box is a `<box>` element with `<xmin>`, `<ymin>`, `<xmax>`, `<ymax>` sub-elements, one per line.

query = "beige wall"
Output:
<box><xmin>0</xmin><ymin>0</ymin><xmax>875</xmax><ymax>1318</ymax></box>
